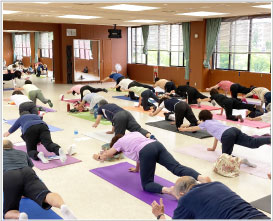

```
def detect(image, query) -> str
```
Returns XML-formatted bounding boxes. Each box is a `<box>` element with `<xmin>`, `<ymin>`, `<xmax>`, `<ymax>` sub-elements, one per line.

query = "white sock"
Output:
<box><xmin>61</xmin><ymin>205</ymin><xmax>77</xmax><ymax>220</ymax></box>
<box><xmin>59</xmin><ymin>148</ymin><xmax>67</xmax><ymax>163</ymax></box>
<box><xmin>241</xmin><ymin>158</ymin><xmax>257</xmax><ymax>168</ymax></box>
<box><xmin>67</xmin><ymin>144</ymin><xmax>77</xmax><ymax>156</ymax></box>
<box><xmin>37</xmin><ymin>152</ymin><xmax>49</xmax><ymax>164</ymax></box>
<box><xmin>19</xmin><ymin>212</ymin><xmax>28</xmax><ymax>220</ymax></box>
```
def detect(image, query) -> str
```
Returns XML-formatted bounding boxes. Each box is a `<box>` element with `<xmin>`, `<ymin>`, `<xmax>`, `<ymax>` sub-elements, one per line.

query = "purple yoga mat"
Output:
<box><xmin>36</xmin><ymin>105</ymin><xmax>57</xmax><ymax>112</ymax></box>
<box><xmin>90</xmin><ymin>162</ymin><xmax>177</xmax><ymax>217</ymax></box>
<box><xmin>213</xmin><ymin>114</ymin><xmax>271</xmax><ymax>129</ymax></box>
<box><xmin>174</xmin><ymin>144</ymin><xmax>270</xmax><ymax>179</ymax></box>
<box><xmin>14</xmin><ymin>144</ymin><xmax>81</xmax><ymax>170</ymax></box>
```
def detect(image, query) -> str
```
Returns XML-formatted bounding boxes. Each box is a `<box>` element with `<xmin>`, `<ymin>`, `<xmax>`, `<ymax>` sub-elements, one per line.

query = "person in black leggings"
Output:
<box><xmin>230</xmin><ymin>84</ymin><xmax>254</xmax><ymax>100</ymax></box>
<box><xmin>79</xmin><ymin>85</ymin><xmax>107</xmax><ymax>101</ymax></box>
<box><xmin>172</xmin><ymin>85</ymin><xmax>208</xmax><ymax>104</ymax></box>
<box><xmin>204</xmin><ymin>89</ymin><xmax>263</xmax><ymax>122</ymax></box>
<box><xmin>128</xmin><ymin>81</ymin><xmax>155</xmax><ymax>100</ymax></box>
<box><xmin>150</xmin><ymin>96</ymin><xmax>198</xmax><ymax>129</ymax></box>
<box><xmin>93</xmin><ymin>132</ymin><xmax>211</xmax><ymax>197</ymax></box>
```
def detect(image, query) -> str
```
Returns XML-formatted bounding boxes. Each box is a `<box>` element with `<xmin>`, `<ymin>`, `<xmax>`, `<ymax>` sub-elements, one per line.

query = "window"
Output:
<box><xmin>74</xmin><ymin>40</ymin><xmax>93</xmax><ymax>60</ymax></box>
<box><xmin>39</xmin><ymin>32</ymin><xmax>53</xmax><ymax>58</ymax></box>
<box><xmin>14</xmin><ymin>33</ymin><xmax>31</xmax><ymax>59</ymax></box>
<box><xmin>213</xmin><ymin>16</ymin><xmax>271</xmax><ymax>73</ymax></box>
<box><xmin>128</xmin><ymin>24</ymin><xmax>184</xmax><ymax>67</ymax></box>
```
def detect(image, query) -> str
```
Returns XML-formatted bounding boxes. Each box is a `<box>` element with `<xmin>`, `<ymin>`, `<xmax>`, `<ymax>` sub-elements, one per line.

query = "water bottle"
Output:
<box><xmin>74</xmin><ymin>129</ymin><xmax>79</xmax><ymax>136</ymax></box>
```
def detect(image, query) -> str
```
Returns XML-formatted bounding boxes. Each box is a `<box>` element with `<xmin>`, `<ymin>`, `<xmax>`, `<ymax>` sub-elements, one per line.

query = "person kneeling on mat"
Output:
<box><xmin>76</xmin><ymin>93</ymin><xmax>106</xmax><ymax>118</ymax></box>
<box><xmin>202</xmin><ymin>89</ymin><xmax>264</xmax><ymax>122</ymax></box>
<box><xmin>150</xmin><ymin>95</ymin><xmax>198</xmax><ymax>129</ymax></box>
<box><xmin>124</xmin><ymin>86</ymin><xmax>159</xmax><ymax>111</ymax></box>
<box><xmin>151</xmin><ymin>176</ymin><xmax>269</xmax><ymax>219</ymax></box>
<box><xmin>153</xmin><ymin>78</ymin><xmax>176</xmax><ymax>93</ymax></box>
<box><xmin>3</xmin><ymin>140</ymin><xmax>77</xmax><ymax>220</ymax></box>
<box><xmin>93</xmin><ymin>132</ymin><xmax>211</xmax><ymax>198</ymax></box>
<box><xmin>92</xmin><ymin>100</ymin><xmax>156</xmax><ymax>139</ymax></box>
<box><xmin>67</xmin><ymin>84</ymin><xmax>107</xmax><ymax>101</ymax></box>
<box><xmin>3</xmin><ymin>111</ymin><xmax>67</xmax><ymax>164</ymax></box>
<box><xmin>178</xmin><ymin>110</ymin><xmax>271</xmax><ymax>157</ymax></box>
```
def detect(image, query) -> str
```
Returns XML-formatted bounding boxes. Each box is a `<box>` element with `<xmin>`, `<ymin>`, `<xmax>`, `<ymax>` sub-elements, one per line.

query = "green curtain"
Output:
<box><xmin>182</xmin><ymin>22</ymin><xmax>190</xmax><ymax>80</ymax></box>
<box><xmin>203</xmin><ymin>18</ymin><xmax>222</xmax><ymax>68</ymax></box>
<box><xmin>12</xmin><ymin>33</ymin><xmax>16</xmax><ymax>62</ymax></box>
<box><xmin>90</xmin><ymin>40</ymin><xmax>93</xmax><ymax>53</ymax></box>
<box><xmin>34</xmin><ymin>32</ymin><xmax>39</xmax><ymax>63</ymax></box>
<box><xmin>141</xmin><ymin>25</ymin><xmax>149</xmax><ymax>54</ymax></box>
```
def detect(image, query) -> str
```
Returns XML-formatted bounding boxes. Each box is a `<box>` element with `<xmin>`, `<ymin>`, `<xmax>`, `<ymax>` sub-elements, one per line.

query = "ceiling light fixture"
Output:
<box><xmin>177</xmin><ymin>11</ymin><xmax>228</xmax><ymax>16</ymax></box>
<box><xmin>101</xmin><ymin>4</ymin><xmax>160</xmax><ymax>11</ymax></box>
<box><xmin>57</xmin><ymin>15</ymin><xmax>101</xmax><ymax>19</ymax></box>
<box><xmin>126</xmin><ymin>19</ymin><xmax>166</xmax><ymax>23</ymax></box>
<box><xmin>33</xmin><ymin>2</ymin><xmax>50</xmax><ymax>4</ymax></box>
<box><xmin>3</xmin><ymin>10</ymin><xmax>19</xmax><ymax>14</ymax></box>
<box><xmin>252</xmin><ymin>4</ymin><xmax>271</xmax><ymax>9</ymax></box>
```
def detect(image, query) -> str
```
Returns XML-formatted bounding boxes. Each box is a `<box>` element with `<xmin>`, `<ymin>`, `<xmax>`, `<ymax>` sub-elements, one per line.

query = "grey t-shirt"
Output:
<box><xmin>3</xmin><ymin>149</ymin><xmax>33</xmax><ymax>172</ymax></box>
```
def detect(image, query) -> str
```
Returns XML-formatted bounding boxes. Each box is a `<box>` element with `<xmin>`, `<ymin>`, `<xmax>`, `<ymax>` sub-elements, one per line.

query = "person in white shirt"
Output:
<box><xmin>15</xmin><ymin>80</ymin><xmax>53</xmax><ymax>107</ymax></box>
<box><xmin>5</xmin><ymin>91</ymin><xmax>38</xmax><ymax>115</ymax></box>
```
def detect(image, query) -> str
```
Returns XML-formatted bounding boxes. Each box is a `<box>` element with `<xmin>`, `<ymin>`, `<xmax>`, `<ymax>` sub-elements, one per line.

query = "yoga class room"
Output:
<box><xmin>2</xmin><ymin>1</ymin><xmax>272</xmax><ymax>220</ymax></box>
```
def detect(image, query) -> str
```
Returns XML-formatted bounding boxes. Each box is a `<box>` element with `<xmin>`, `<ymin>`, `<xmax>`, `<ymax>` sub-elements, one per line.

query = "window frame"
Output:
<box><xmin>14</xmin><ymin>33</ymin><xmax>31</xmax><ymax>59</ymax></box>
<box><xmin>39</xmin><ymin>32</ymin><xmax>53</xmax><ymax>59</ymax></box>
<box><xmin>213</xmin><ymin>14</ymin><xmax>271</xmax><ymax>73</ymax></box>
<box><xmin>128</xmin><ymin>23</ymin><xmax>185</xmax><ymax>67</ymax></box>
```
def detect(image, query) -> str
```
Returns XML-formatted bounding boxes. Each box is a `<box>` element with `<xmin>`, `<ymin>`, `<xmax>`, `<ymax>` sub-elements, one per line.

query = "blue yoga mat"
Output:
<box><xmin>19</xmin><ymin>198</ymin><xmax>62</xmax><ymax>219</ymax></box>
<box><xmin>4</xmin><ymin>119</ymin><xmax>63</xmax><ymax>132</ymax></box>
<box><xmin>3</xmin><ymin>88</ymin><xmax>14</xmax><ymax>91</ymax></box>
<box><xmin>112</xmin><ymin>96</ymin><xmax>156</xmax><ymax>103</ymax></box>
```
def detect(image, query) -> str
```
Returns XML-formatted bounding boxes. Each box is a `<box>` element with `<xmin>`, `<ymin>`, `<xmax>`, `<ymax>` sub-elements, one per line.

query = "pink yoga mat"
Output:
<box><xmin>213</xmin><ymin>114</ymin><xmax>271</xmax><ymax>129</ymax></box>
<box><xmin>90</xmin><ymin>162</ymin><xmax>177</xmax><ymax>217</ymax></box>
<box><xmin>14</xmin><ymin>144</ymin><xmax>81</xmax><ymax>170</ymax></box>
<box><xmin>174</xmin><ymin>144</ymin><xmax>270</xmax><ymax>179</ymax></box>
<box><xmin>190</xmin><ymin>104</ymin><xmax>221</xmax><ymax>111</ymax></box>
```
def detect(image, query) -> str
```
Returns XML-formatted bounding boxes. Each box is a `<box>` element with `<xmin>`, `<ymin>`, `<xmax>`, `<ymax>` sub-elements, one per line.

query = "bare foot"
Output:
<box><xmin>207</xmin><ymin>148</ymin><xmax>215</xmax><ymax>151</ymax></box>
<box><xmin>162</xmin><ymin>186</ymin><xmax>177</xmax><ymax>199</ymax></box>
<box><xmin>106</xmin><ymin>131</ymin><xmax>114</xmax><ymax>134</ymax></box>
<box><xmin>198</xmin><ymin>175</ymin><xmax>211</xmax><ymax>183</ymax></box>
<box><xmin>237</xmin><ymin>115</ymin><xmax>244</xmax><ymax>123</ymax></box>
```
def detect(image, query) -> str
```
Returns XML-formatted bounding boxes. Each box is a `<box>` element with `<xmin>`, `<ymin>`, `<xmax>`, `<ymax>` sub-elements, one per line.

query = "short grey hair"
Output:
<box><xmin>98</xmin><ymin>99</ymin><xmax>108</xmax><ymax>107</ymax></box>
<box><xmin>174</xmin><ymin>176</ymin><xmax>198</xmax><ymax>195</ymax></box>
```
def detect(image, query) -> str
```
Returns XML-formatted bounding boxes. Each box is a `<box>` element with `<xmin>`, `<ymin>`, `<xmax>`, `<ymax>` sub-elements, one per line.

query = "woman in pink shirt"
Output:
<box><xmin>67</xmin><ymin>84</ymin><xmax>107</xmax><ymax>101</ymax></box>
<box><xmin>206</xmin><ymin>80</ymin><xmax>234</xmax><ymax>95</ymax></box>
<box><xmin>93</xmin><ymin>132</ymin><xmax>211</xmax><ymax>198</ymax></box>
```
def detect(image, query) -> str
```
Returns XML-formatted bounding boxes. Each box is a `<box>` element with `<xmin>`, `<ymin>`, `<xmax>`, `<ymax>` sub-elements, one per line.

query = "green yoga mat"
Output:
<box><xmin>69</xmin><ymin>112</ymin><xmax>112</xmax><ymax>125</ymax></box>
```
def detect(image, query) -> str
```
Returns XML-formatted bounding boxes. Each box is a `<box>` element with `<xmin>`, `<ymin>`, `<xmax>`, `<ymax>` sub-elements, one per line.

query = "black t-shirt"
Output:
<box><xmin>173</xmin><ymin>182</ymin><xmax>267</xmax><ymax>219</ymax></box>
<box><xmin>210</xmin><ymin>94</ymin><xmax>229</xmax><ymax>107</ymax></box>
<box><xmin>97</xmin><ymin>104</ymin><xmax>124</xmax><ymax>122</ymax></box>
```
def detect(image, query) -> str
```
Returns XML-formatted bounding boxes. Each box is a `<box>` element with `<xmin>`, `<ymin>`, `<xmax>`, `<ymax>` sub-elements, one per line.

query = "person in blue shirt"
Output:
<box><xmin>151</xmin><ymin>176</ymin><xmax>269</xmax><ymax>220</ymax></box>
<box><xmin>3</xmin><ymin>111</ymin><xmax>67</xmax><ymax>164</ymax></box>
<box><xmin>101</xmin><ymin>71</ymin><xmax>125</xmax><ymax>91</ymax></box>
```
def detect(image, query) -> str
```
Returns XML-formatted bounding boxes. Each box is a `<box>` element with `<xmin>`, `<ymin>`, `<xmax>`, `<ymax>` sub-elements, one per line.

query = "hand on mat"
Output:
<box><xmin>178</xmin><ymin>127</ymin><xmax>186</xmax><ymax>132</ymax></box>
<box><xmin>3</xmin><ymin>132</ymin><xmax>10</xmax><ymax>137</ymax></box>
<box><xmin>151</xmin><ymin>198</ymin><xmax>164</xmax><ymax>217</ymax></box>
<box><xmin>128</xmin><ymin>167</ymin><xmax>139</xmax><ymax>173</ymax></box>
<box><xmin>93</xmin><ymin>154</ymin><xmax>101</xmax><ymax>161</ymax></box>
<box><xmin>106</xmin><ymin>131</ymin><xmax>114</xmax><ymax>134</ymax></box>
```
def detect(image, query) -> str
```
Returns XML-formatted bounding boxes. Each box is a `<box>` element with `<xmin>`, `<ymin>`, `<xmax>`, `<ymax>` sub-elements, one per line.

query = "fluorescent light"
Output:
<box><xmin>58</xmin><ymin>15</ymin><xmax>101</xmax><ymax>19</ymax></box>
<box><xmin>252</xmin><ymin>4</ymin><xmax>271</xmax><ymax>9</ymax></box>
<box><xmin>177</xmin><ymin>11</ymin><xmax>228</xmax><ymax>16</ymax></box>
<box><xmin>127</xmin><ymin>20</ymin><xmax>165</xmax><ymax>23</ymax></box>
<box><xmin>3</xmin><ymin>10</ymin><xmax>19</xmax><ymax>14</ymax></box>
<box><xmin>101</xmin><ymin>4</ymin><xmax>159</xmax><ymax>11</ymax></box>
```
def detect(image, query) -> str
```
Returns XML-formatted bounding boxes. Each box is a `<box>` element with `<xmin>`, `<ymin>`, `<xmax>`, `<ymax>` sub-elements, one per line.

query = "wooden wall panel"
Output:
<box><xmin>3</xmin><ymin>32</ymin><xmax>13</xmax><ymax>65</ymax></box>
<box><xmin>208</xmin><ymin>70</ymin><xmax>271</xmax><ymax>90</ymax></box>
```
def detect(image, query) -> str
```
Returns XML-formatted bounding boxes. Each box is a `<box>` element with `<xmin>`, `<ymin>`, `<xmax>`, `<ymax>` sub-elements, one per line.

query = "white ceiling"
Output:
<box><xmin>3</xmin><ymin>2</ymin><xmax>271</xmax><ymax>26</ymax></box>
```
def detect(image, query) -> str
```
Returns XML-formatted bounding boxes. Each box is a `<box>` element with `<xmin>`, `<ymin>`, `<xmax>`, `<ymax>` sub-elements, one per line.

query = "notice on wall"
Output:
<box><xmin>66</xmin><ymin>29</ymin><xmax>77</xmax><ymax>37</ymax></box>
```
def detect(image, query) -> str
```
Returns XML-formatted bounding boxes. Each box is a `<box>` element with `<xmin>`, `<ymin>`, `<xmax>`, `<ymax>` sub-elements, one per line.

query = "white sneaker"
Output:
<box><xmin>59</xmin><ymin>148</ymin><xmax>67</xmax><ymax>163</ymax></box>
<box><xmin>67</xmin><ymin>144</ymin><xmax>77</xmax><ymax>156</ymax></box>
<box><xmin>37</xmin><ymin>152</ymin><xmax>49</xmax><ymax>164</ymax></box>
